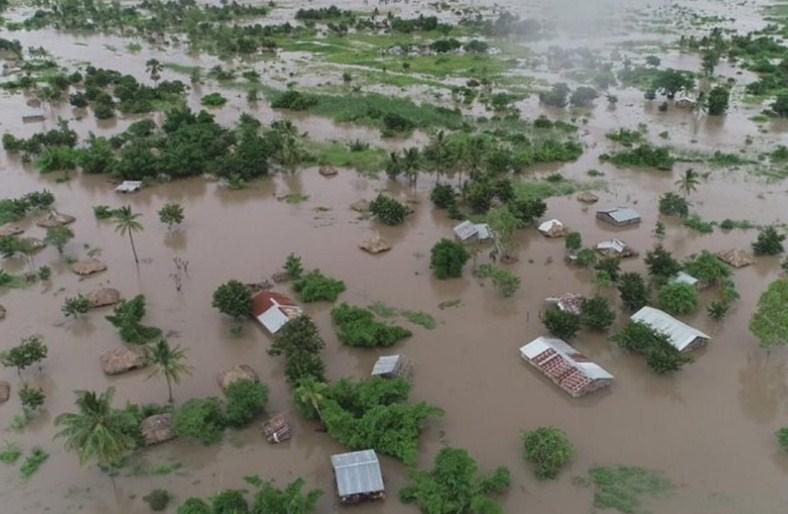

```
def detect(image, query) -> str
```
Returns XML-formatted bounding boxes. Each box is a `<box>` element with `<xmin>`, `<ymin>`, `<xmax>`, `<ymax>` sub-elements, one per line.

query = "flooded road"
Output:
<box><xmin>1</xmin><ymin>0</ymin><xmax>788</xmax><ymax>513</ymax></box>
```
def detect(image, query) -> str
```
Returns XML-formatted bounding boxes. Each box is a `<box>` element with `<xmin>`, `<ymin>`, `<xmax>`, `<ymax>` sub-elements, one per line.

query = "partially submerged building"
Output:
<box><xmin>631</xmin><ymin>306</ymin><xmax>710</xmax><ymax>352</ymax></box>
<box><xmin>595</xmin><ymin>238</ymin><xmax>637</xmax><ymax>258</ymax></box>
<box><xmin>519</xmin><ymin>337</ymin><xmax>614</xmax><ymax>397</ymax></box>
<box><xmin>371</xmin><ymin>354</ymin><xmax>406</xmax><ymax>378</ymax></box>
<box><xmin>251</xmin><ymin>291</ymin><xmax>303</xmax><ymax>335</ymax></box>
<box><xmin>331</xmin><ymin>450</ymin><xmax>385</xmax><ymax>504</ymax></box>
<box><xmin>544</xmin><ymin>293</ymin><xmax>585</xmax><ymax>316</ymax></box>
<box><xmin>114</xmin><ymin>180</ymin><xmax>142</xmax><ymax>193</ymax></box>
<box><xmin>596</xmin><ymin>207</ymin><xmax>641</xmax><ymax>227</ymax></box>
<box><xmin>671</xmin><ymin>271</ymin><xmax>699</xmax><ymax>288</ymax></box>
<box><xmin>453</xmin><ymin>220</ymin><xmax>491</xmax><ymax>242</ymax></box>
<box><xmin>537</xmin><ymin>219</ymin><xmax>567</xmax><ymax>238</ymax></box>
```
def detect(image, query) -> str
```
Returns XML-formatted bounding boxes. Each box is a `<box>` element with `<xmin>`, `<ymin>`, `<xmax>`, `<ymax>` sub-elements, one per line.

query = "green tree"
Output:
<box><xmin>752</xmin><ymin>226</ymin><xmax>785</xmax><ymax>256</ymax></box>
<box><xmin>487</xmin><ymin>205</ymin><xmax>522</xmax><ymax>261</ymax></box>
<box><xmin>651</xmin><ymin>69</ymin><xmax>694</xmax><ymax>98</ymax></box>
<box><xmin>113</xmin><ymin>205</ymin><xmax>143</xmax><ymax>264</ymax></box>
<box><xmin>54</xmin><ymin>388</ymin><xmax>137</xmax><ymax>472</ymax></box>
<box><xmin>522</xmin><ymin>427</ymin><xmax>574</xmax><ymax>479</ymax></box>
<box><xmin>145</xmin><ymin>58</ymin><xmax>162</xmax><ymax>84</ymax></box>
<box><xmin>177</xmin><ymin>498</ymin><xmax>211</xmax><ymax>514</ymax></box>
<box><xmin>223</xmin><ymin>379</ymin><xmax>268</xmax><ymax>427</ymax></box>
<box><xmin>675</xmin><ymin>168</ymin><xmax>700</xmax><ymax>197</ymax></box>
<box><xmin>284</xmin><ymin>253</ymin><xmax>303</xmax><ymax>279</ymax></box>
<box><xmin>565</xmin><ymin>232</ymin><xmax>582</xmax><ymax>253</ymax></box>
<box><xmin>749</xmin><ymin>279</ymin><xmax>788</xmax><ymax>349</ymax></box>
<box><xmin>294</xmin><ymin>376</ymin><xmax>328</xmax><ymax>420</ymax></box>
<box><xmin>251</xmin><ymin>478</ymin><xmax>322</xmax><ymax>514</ymax></box>
<box><xmin>147</xmin><ymin>338</ymin><xmax>191</xmax><ymax>403</ymax></box>
<box><xmin>173</xmin><ymin>398</ymin><xmax>225</xmax><ymax>445</ymax></box>
<box><xmin>658</xmin><ymin>192</ymin><xmax>689</xmax><ymax>218</ymax></box>
<box><xmin>1</xmin><ymin>335</ymin><xmax>48</xmax><ymax>377</ymax></box>
<box><xmin>618</xmin><ymin>272</ymin><xmax>649</xmax><ymax>312</ymax></box>
<box><xmin>158</xmin><ymin>203</ymin><xmax>184</xmax><ymax>229</ymax></box>
<box><xmin>706</xmin><ymin>86</ymin><xmax>729</xmax><ymax>115</ymax></box>
<box><xmin>44</xmin><ymin>225</ymin><xmax>74</xmax><ymax>255</ymax></box>
<box><xmin>269</xmin><ymin>315</ymin><xmax>326</xmax><ymax>385</ymax></box>
<box><xmin>293</xmin><ymin>270</ymin><xmax>346</xmax><ymax>303</ymax></box>
<box><xmin>400</xmin><ymin>447</ymin><xmax>510</xmax><ymax>514</ymax></box>
<box><xmin>701</xmin><ymin>50</ymin><xmax>720</xmax><ymax>75</ymax></box>
<box><xmin>580</xmin><ymin>296</ymin><xmax>615</xmax><ymax>330</ymax></box>
<box><xmin>430</xmin><ymin>239</ymin><xmax>470</xmax><ymax>279</ymax></box>
<box><xmin>62</xmin><ymin>294</ymin><xmax>91</xmax><ymax>318</ymax></box>
<box><xmin>645</xmin><ymin>245</ymin><xmax>682</xmax><ymax>283</ymax></box>
<box><xmin>212</xmin><ymin>280</ymin><xmax>252</xmax><ymax>320</ymax></box>
<box><xmin>369</xmin><ymin>194</ymin><xmax>408</xmax><ymax>226</ymax></box>
<box><xmin>477</xmin><ymin>264</ymin><xmax>520</xmax><ymax>297</ymax></box>
<box><xmin>614</xmin><ymin>321</ymin><xmax>692</xmax><ymax>373</ymax></box>
<box><xmin>657</xmin><ymin>282</ymin><xmax>698</xmax><ymax>315</ymax></box>
<box><xmin>543</xmin><ymin>309</ymin><xmax>581</xmax><ymax>340</ymax></box>
<box><xmin>773</xmin><ymin>94</ymin><xmax>788</xmax><ymax>117</ymax></box>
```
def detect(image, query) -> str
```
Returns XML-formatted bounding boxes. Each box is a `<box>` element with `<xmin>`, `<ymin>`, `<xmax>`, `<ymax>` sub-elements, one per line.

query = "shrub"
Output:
<box><xmin>618</xmin><ymin>273</ymin><xmax>649</xmax><ymax>312</ymax></box>
<box><xmin>565</xmin><ymin>232</ymin><xmax>582</xmax><ymax>252</ymax></box>
<box><xmin>331</xmin><ymin>303</ymin><xmax>411</xmax><ymax>348</ymax></box>
<box><xmin>706</xmin><ymin>86</ymin><xmax>729</xmax><ymax>115</ymax></box>
<box><xmin>224</xmin><ymin>379</ymin><xmax>268</xmax><ymax>428</ymax></box>
<box><xmin>614</xmin><ymin>321</ymin><xmax>692</xmax><ymax>373</ymax></box>
<box><xmin>283</xmin><ymin>253</ymin><xmax>303</xmax><ymax>279</ymax></box>
<box><xmin>212</xmin><ymin>490</ymin><xmax>248</xmax><ymax>514</ymax></box>
<box><xmin>645</xmin><ymin>245</ymin><xmax>681</xmax><ymax>283</ymax></box>
<box><xmin>683</xmin><ymin>251</ymin><xmax>730</xmax><ymax>286</ymax></box>
<box><xmin>0</xmin><ymin>335</ymin><xmax>48</xmax><ymax>375</ymax></box>
<box><xmin>19</xmin><ymin>384</ymin><xmax>45</xmax><ymax>414</ymax></box>
<box><xmin>93</xmin><ymin>205</ymin><xmax>115</xmax><ymax>219</ymax></box>
<box><xmin>523</xmin><ymin>427</ymin><xmax>574</xmax><ymax>479</ymax></box>
<box><xmin>752</xmin><ymin>226</ymin><xmax>785</xmax><ymax>256</ymax></box>
<box><xmin>177</xmin><ymin>498</ymin><xmax>211</xmax><ymax>514</ymax></box>
<box><xmin>430</xmin><ymin>184</ymin><xmax>455</xmax><ymax>209</ymax></box>
<box><xmin>657</xmin><ymin>282</ymin><xmax>698</xmax><ymax>315</ymax></box>
<box><xmin>539</xmin><ymin>83</ymin><xmax>571</xmax><ymax>107</ymax></box>
<box><xmin>369</xmin><ymin>194</ymin><xmax>408</xmax><ymax>225</ymax></box>
<box><xmin>430</xmin><ymin>239</ymin><xmax>470</xmax><ymax>279</ymax></box>
<box><xmin>200</xmin><ymin>92</ymin><xmax>227</xmax><ymax>107</ymax></box>
<box><xmin>570</xmin><ymin>86</ymin><xmax>599</xmax><ymax>108</ymax></box>
<box><xmin>477</xmin><ymin>264</ymin><xmax>521</xmax><ymax>297</ymax></box>
<box><xmin>173</xmin><ymin>398</ymin><xmax>225</xmax><ymax>445</ymax></box>
<box><xmin>594</xmin><ymin>256</ymin><xmax>621</xmax><ymax>283</ymax></box>
<box><xmin>106</xmin><ymin>295</ymin><xmax>162</xmax><ymax>344</ymax></box>
<box><xmin>658</xmin><ymin>192</ymin><xmax>689</xmax><ymax>218</ymax></box>
<box><xmin>212</xmin><ymin>280</ymin><xmax>252</xmax><ymax>320</ymax></box>
<box><xmin>603</xmin><ymin>144</ymin><xmax>674</xmax><ymax>170</ymax></box>
<box><xmin>543</xmin><ymin>309</ymin><xmax>580</xmax><ymax>340</ymax></box>
<box><xmin>62</xmin><ymin>294</ymin><xmax>91</xmax><ymax>318</ymax></box>
<box><xmin>293</xmin><ymin>270</ymin><xmax>345</xmax><ymax>302</ymax></box>
<box><xmin>271</xmin><ymin>90</ymin><xmax>318</xmax><ymax>110</ymax></box>
<box><xmin>143</xmin><ymin>489</ymin><xmax>172</xmax><ymax>512</ymax></box>
<box><xmin>580</xmin><ymin>296</ymin><xmax>615</xmax><ymax>330</ymax></box>
<box><xmin>777</xmin><ymin>428</ymin><xmax>788</xmax><ymax>453</ymax></box>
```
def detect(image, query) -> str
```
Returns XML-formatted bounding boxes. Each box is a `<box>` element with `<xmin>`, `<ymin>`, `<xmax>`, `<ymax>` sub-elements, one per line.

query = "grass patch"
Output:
<box><xmin>368</xmin><ymin>302</ymin><xmax>399</xmax><ymax>318</ymax></box>
<box><xmin>589</xmin><ymin>466</ymin><xmax>673</xmax><ymax>514</ymax></box>
<box><xmin>20</xmin><ymin>447</ymin><xmax>48</xmax><ymax>479</ymax></box>
<box><xmin>308</xmin><ymin>141</ymin><xmax>387</xmax><ymax>174</ymax></box>
<box><xmin>400</xmin><ymin>310</ymin><xmax>437</xmax><ymax>330</ymax></box>
<box><xmin>514</xmin><ymin>177</ymin><xmax>604</xmax><ymax>202</ymax></box>
<box><xmin>683</xmin><ymin>213</ymin><xmax>714</xmax><ymax>234</ymax></box>
<box><xmin>0</xmin><ymin>442</ymin><xmax>22</xmax><ymax>464</ymax></box>
<box><xmin>280</xmin><ymin>193</ymin><xmax>309</xmax><ymax>204</ymax></box>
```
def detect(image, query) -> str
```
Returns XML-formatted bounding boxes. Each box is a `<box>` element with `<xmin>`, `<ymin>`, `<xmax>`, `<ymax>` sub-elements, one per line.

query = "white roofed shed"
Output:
<box><xmin>631</xmin><ymin>306</ymin><xmax>709</xmax><ymax>352</ymax></box>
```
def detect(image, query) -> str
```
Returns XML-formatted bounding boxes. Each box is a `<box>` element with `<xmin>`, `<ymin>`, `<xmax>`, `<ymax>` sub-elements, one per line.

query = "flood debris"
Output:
<box><xmin>331</xmin><ymin>450</ymin><xmax>385</xmax><ymax>504</ymax></box>
<box><xmin>520</xmin><ymin>337</ymin><xmax>614</xmax><ymax>397</ymax></box>
<box><xmin>262</xmin><ymin>413</ymin><xmax>291</xmax><ymax>444</ymax></box>
<box><xmin>671</xmin><ymin>271</ymin><xmax>699</xmax><ymax>288</ymax></box>
<box><xmin>35</xmin><ymin>211</ymin><xmax>76</xmax><ymax>228</ymax></box>
<box><xmin>350</xmin><ymin>199</ymin><xmax>370</xmax><ymax>212</ymax></box>
<box><xmin>631</xmin><ymin>307</ymin><xmax>710</xmax><ymax>352</ymax></box>
<box><xmin>140</xmin><ymin>413</ymin><xmax>176</xmax><ymax>446</ymax></box>
<box><xmin>251</xmin><ymin>291</ymin><xmax>303</xmax><ymax>334</ymax></box>
<box><xmin>0</xmin><ymin>380</ymin><xmax>9</xmax><ymax>403</ymax></box>
<box><xmin>717</xmin><ymin>248</ymin><xmax>754</xmax><ymax>268</ymax></box>
<box><xmin>114</xmin><ymin>180</ymin><xmax>143</xmax><ymax>193</ymax></box>
<box><xmin>0</xmin><ymin>224</ymin><xmax>24</xmax><ymax>237</ymax></box>
<box><xmin>0</xmin><ymin>304</ymin><xmax>5</xmax><ymax>320</ymax></box>
<box><xmin>544</xmin><ymin>293</ymin><xmax>585</xmax><ymax>316</ymax></box>
<box><xmin>86</xmin><ymin>287</ymin><xmax>122</xmax><ymax>308</ymax></box>
<box><xmin>537</xmin><ymin>219</ymin><xmax>568</xmax><ymax>238</ymax></box>
<box><xmin>100</xmin><ymin>347</ymin><xmax>146</xmax><ymax>375</ymax></box>
<box><xmin>359</xmin><ymin>235</ymin><xmax>392</xmax><ymax>254</ymax></box>
<box><xmin>577</xmin><ymin>191</ymin><xmax>599</xmax><ymax>204</ymax></box>
<box><xmin>217</xmin><ymin>364</ymin><xmax>259</xmax><ymax>392</ymax></box>
<box><xmin>71</xmin><ymin>258</ymin><xmax>108</xmax><ymax>276</ymax></box>
<box><xmin>22</xmin><ymin>114</ymin><xmax>45</xmax><ymax>123</ymax></box>
<box><xmin>596</xmin><ymin>207</ymin><xmax>641</xmax><ymax>226</ymax></box>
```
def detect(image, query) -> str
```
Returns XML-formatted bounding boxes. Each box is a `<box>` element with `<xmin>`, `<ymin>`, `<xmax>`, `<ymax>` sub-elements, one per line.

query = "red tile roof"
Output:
<box><xmin>251</xmin><ymin>291</ymin><xmax>297</xmax><ymax>317</ymax></box>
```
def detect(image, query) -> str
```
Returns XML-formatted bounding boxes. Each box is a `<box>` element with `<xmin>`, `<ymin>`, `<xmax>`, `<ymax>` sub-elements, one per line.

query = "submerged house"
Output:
<box><xmin>331</xmin><ymin>450</ymin><xmax>385</xmax><ymax>504</ymax></box>
<box><xmin>453</xmin><ymin>220</ymin><xmax>491</xmax><ymax>242</ymax></box>
<box><xmin>631</xmin><ymin>306</ymin><xmax>710</xmax><ymax>352</ymax></box>
<box><xmin>371</xmin><ymin>354</ymin><xmax>406</xmax><ymax>378</ymax></box>
<box><xmin>544</xmin><ymin>293</ymin><xmax>584</xmax><ymax>316</ymax></box>
<box><xmin>251</xmin><ymin>291</ymin><xmax>303</xmax><ymax>335</ymax></box>
<box><xmin>595</xmin><ymin>238</ymin><xmax>637</xmax><ymax>258</ymax></box>
<box><xmin>519</xmin><ymin>337</ymin><xmax>614</xmax><ymax>397</ymax></box>
<box><xmin>114</xmin><ymin>180</ymin><xmax>142</xmax><ymax>193</ymax></box>
<box><xmin>537</xmin><ymin>219</ymin><xmax>567</xmax><ymax>238</ymax></box>
<box><xmin>671</xmin><ymin>271</ymin><xmax>699</xmax><ymax>288</ymax></box>
<box><xmin>596</xmin><ymin>207</ymin><xmax>641</xmax><ymax>227</ymax></box>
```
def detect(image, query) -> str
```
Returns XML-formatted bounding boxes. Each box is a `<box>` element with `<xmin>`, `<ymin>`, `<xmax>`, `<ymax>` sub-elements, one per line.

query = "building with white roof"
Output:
<box><xmin>520</xmin><ymin>337</ymin><xmax>613</xmax><ymax>397</ymax></box>
<box><xmin>631</xmin><ymin>306</ymin><xmax>709</xmax><ymax>352</ymax></box>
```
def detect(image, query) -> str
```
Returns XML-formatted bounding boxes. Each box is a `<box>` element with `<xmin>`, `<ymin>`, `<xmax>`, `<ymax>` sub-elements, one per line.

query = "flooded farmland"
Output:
<box><xmin>1</xmin><ymin>0</ymin><xmax>788</xmax><ymax>513</ymax></box>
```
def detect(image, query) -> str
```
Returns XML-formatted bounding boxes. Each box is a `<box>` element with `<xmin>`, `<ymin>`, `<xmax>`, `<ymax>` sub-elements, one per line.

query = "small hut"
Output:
<box><xmin>453</xmin><ymin>221</ymin><xmax>491</xmax><ymax>242</ymax></box>
<box><xmin>262</xmin><ymin>414</ymin><xmax>291</xmax><ymax>444</ymax></box>
<box><xmin>251</xmin><ymin>291</ymin><xmax>303</xmax><ymax>334</ymax></box>
<box><xmin>100</xmin><ymin>347</ymin><xmax>146</xmax><ymax>375</ymax></box>
<box><xmin>140</xmin><ymin>414</ymin><xmax>175</xmax><ymax>446</ymax></box>
<box><xmin>596</xmin><ymin>207</ymin><xmax>641</xmax><ymax>227</ymax></box>
<box><xmin>115</xmin><ymin>180</ymin><xmax>142</xmax><ymax>193</ymax></box>
<box><xmin>331</xmin><ymin>450</ymin><xmax>385</xmax><ymax>504</ymax></box>
<box><xmin>537</xmin><ymin>219</ymin><xmax>567</xmax><ymax>238</ymax></box>
<box><xmin>371</xmin><ymin>355</ymin><xmax>407</xmax><ymax>378</ymax></box>
<box><xmin>595</xmin><ymin>239</ymin><xmax>637</xmax><ymax>258</ymax></box>
<box><xmin>217</xmin><ymin>364</ymin><xmax>259</xmax><ymax>391</ymax></box>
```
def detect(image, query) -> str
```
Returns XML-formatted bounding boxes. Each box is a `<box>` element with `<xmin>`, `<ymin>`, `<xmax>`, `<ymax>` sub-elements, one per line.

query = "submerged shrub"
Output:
<box><xmin>430</xmin><ymin>239</ymin><xmax>470</xmax><ymax>279</ymax></box>
<box><xmin>331</xmin><ymin>303</ymin><xmax>412</xmax><ymax>348</ymax></box>
<box><xmin>523</xmin><ymin>427</ymin><xmax>574</xmax><ymax>479</ymax></box>
<box><xmin>173</xmin><ymin>398</ymin><xmax>225</xmax><ymax>445</ymax></box>
<box><xmin>223</xmin><ymin>379</ymin><xmax>268</xmax><ymax>428</ymax></box>
<box><xmin>657</xmin><ymin>282</ymin><xmax>698</xmax><ymax>315</ymax></box>
<box><xmin>369</xmin><ymin>194</ymin><xmax>408</xmax><ymax>225</ymax></box>
<box><xmin>293</xmin><ymin>270</ymin><xmax>345</xmax><ymax>302</ymax></box>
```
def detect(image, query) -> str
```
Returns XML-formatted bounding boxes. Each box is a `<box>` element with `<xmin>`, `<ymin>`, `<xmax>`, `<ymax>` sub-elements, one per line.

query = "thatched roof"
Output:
<box><xmin>577</xmin><ymin>192</ymin><xmax>599</xmax><ymax>204</ymax></box>
<box><xmin>87</xmin><ymin>287</ymin><xmax>122</xmax><ymax>308</ymax></box>
<box><xmin>36</xmin><ymin>210</ymin><xmax>76</xmax><ymax>228</ymax></box>
<box><xmin>0</xmin><ymin>223</ymin><xmax>24</xmax><ymax>237</ymax></box>
<box><xmin>319</xmin><ymin>166</ymin><xmax>339</xmax><ymax>177</ymax></box>
<box><xmin>217</xmin><ymin>364</ymin><xmax>259</xmax><ymax>391</ymax></box>
<box><xmin>717</xmin><ymin>249</ymin><xmax>754</xmax><ymax>268</ymax></box>
<box><xmin>72</xmin><ymin>258</ymin><xmax>108</xmax><ymax>276</ymax></box>
<box><xmin>359</xmin><ymin>235</ymin><xmax>391</xmax><ymax>254</ymax></box>
<box><xmin>350</xmin><ymin>199</ymin><xmax>370</xmax><ymax>212</ymax></box>
<box><xmin>100</xmin><ymin>347</ymin><xmax>146</xmax><ymax>375</ymax></box>
<box><xmin>140</xmin><ymin>413</ymin><xmax>175</xmax><ymax>446</ymax></box>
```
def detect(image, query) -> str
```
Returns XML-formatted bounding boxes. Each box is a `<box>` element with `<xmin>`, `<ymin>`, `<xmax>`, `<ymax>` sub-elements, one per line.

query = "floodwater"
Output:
<box><xmin>1</xmin><ymin>1</ymin><xmax>788</xmax><ymax>513</ymax></box>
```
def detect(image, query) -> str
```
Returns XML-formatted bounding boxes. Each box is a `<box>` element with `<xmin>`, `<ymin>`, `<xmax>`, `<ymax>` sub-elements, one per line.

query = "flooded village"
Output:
<box><xmin>1</xmin><ymin>0</ymin><xmax>788</xmax><ymax>513</ymax></box>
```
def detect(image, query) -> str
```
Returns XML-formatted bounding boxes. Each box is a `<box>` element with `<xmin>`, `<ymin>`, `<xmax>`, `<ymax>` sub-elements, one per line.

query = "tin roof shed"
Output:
<box><xmin>453</xmin><ymin>221</ymin><xmax>491</xmax><ymax>242</ymax></box>
<box><xmin>331</xmin><ymin>450</ymin><xmax>385</xmax><ymax>498</ymax></box>
<box><xmin>671</xmin><ymin>271</ymin><xmax>699</xmax><ymax>287</ymax></box>
<box><xmin>371</xmin><ymin>355</ymin><xmax>402</xmax><ymax>377</ymax></box>
<box><xmin>596</xmin><ymin>207</ymin><xmax>641</xmax><ymax>226</ymax></box>
<box><xmin>520</xmin><ymin>337</ymin><xmax>613</xmax><ymax>397</ymax></box>
<box><xmin>631</xmin><ymin>306</ymin><xmax>710</xmax><ymax>352</ymax></box>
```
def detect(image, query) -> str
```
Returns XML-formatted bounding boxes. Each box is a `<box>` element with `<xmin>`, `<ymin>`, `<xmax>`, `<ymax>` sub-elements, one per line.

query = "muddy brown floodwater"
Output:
<box><xmin>1</xmin><ymin>0</ymin><xmax>788</xmax><ymax>513</ymax></box>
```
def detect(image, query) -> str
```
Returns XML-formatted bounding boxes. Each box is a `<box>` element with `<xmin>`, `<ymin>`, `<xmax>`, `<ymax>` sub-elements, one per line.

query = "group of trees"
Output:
<box><xmin>542</xmin><ymin>297</ymin><xmax>615</xmax><ymax>340</ymax></box>
<box><xmin>614</xmin><ymin>321</ymin><xmax>692</xmax><ymax>373</ymax></box>
<box><xmin>175</xmin><ymin>478</ymin><xmax>321</xmax><ymax>514</ymax></box>
<box><xmin>331</xmin><ymin>303</ymin><xmax>412</xmax><ymax>348</ymax></box>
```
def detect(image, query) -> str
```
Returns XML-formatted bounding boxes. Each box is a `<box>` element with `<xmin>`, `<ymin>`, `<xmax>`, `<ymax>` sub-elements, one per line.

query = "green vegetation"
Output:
<box><xmin>293</xmin><ymin>270</ymin><xmax>346</xmax><ymax>302</ymax></box>
<box><xmin>589</xmin><ymin>466</ymin><xmax>673</xmax><ymax>514</ymax></box>
<box><xmin>431</xmin><ymin>239</ymin><xmax>470</xmax><ymax>279</ymax></box>
<box><xmin>522</xmin><ymin>427</ymin><xmax>574</xmax><ymax>479</ymax></box>
<box><xmin>601</xmin><ymin>144</ymin><xmax>675</xmax><ymax>170</ymax></box>
<box><xmin>0</xmin><ymin>190</ymin><xmax>55</xmax><ymax>225</ymax></box>
<box><xmin>269</xmin><ymin>316</ymin><xmax>325</xmax><ymax>385</ymax></box>
<box><xmin>147</xmin><ymin>338</ymin><xmax>191</xmax><ymax>404</ymax></box>
<box><xmin>176</xmin><ymin>478</ymin><xmax>321</xmax><ymax>514</ymax></box>
<box><xmin>606</xmin><ymin>128</ymin><xmax>644</xmax><ymax>147</ymax></box>
<box><xmin>752</xmin><ymin>226</ymin><xmax>785</xmax><ymax>256</ymax></box>
<box><xmin>543</xmin><ymin>308</ymin><xmax>581</xmax><ymax>340</ymax></box>
<box><xmin>0</xmin><ymin>335</ymin><xmax>48</xmax><ymax>377</ymax></box>
<box><xmin>158</xmin><ymin>203</ymin><xmax>184</xmax><ymax>228</ymax></box>
<box><xmin>331</xmin><ymin>303</ymin><xmax>411</xmax><ymax>348</ymax></box>
<box><xmin>615</xmin><ymin>321</ymin><xmax>692</xmax><ymax>373</ymax></box>
<box><xmin>580</xmin><ymin>296</ymin><xmax>616</xmax><ymax>330</ymax></box>
<box><xmin>0</xmin><ymin>442</ymin><xmax>22</xmax><ymax>464</ymax></box>
<box><xmin>173</xmin><ymin>398</ymin><xmax>225</xmax><ymax>445</ymax></box>
<box><xmin>658</xmin><ymin>192</ymin><xmax>689</xmax><ymax>218</ymax></box>
<box><xmin>477</xmin><ymin>264</ymin><xmax>520</xmax><ymax>297</ymax></box>
<box><xmin>645</xmin><ymin>245</ymin><xmax>682</xmax><ymax>284</ymax></box>
<box><xmin>212</xmin><ymin>280</ymin><xmax>252</xmax><ymax>320</ymax></box>
<box><xmin>223</xmin><ymin>379</ymin><xmax>268</xmax><ymax>428</ymax></box>
<box><xmin>657</xmin><ymin>282</ymin><xmax>698</xmax><ymax>315</ymax></box>
<box><xmin>143</xmin><ymin>489</ymin><xmax>173</xmax><ymax>512</ymax></box>
<box><xmin>62</xmin><ymin>294</ymin><xmax>91</xmax><ymax>318</ymax></box>
<box><xmin>44</xmin><ymin>225</ymin><xmax>74</xmax><ymax>255</ymax></box>
<box><xmin>368</xmin><ymin>194</ymin><xmax>408</xmax><ymax>225</ymax></box>
<box><xmin>106</xmin><ymin>295</ymin><xmax>162</xmax><ymax>344</ymax></box>
<box><xmin>749</xmin><ymin>279</ymin><xmax>788</xmax><ymax>349</ymax></box>
<box><xmin>400</xmin><ymin>447</ymin><xmax>510</xmax><ymax>514</ymax></box>
<box><xmin>777</xmin><ymin>428</ymin><xmax>788</xmax><ymax>453</ymax></box>
<box><xmin>19</xmin><ymin>447</ymin><xmax>49</xmax><ymax>479</ymax></box>
<box><xmin>200</xmin><ymin>92</ymin><xmax>227</xmax><ymax>107</ymax></box>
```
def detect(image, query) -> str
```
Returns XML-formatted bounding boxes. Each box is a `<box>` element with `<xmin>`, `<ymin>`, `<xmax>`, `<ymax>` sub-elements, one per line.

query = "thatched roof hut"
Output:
<box><xmin>217</xmin><ymin>364</ymin><xmax>259</xmax><ymax>391</ymax></box>
<box><xmin>72</xmin><ymin>258</ymin><xmax>108</xmax><ymax>276</ymax></box>
<box><xmin>100</xmin><ymin>347</ymin><xmax>146</xmax><ymax>375</ymax></box>
<box><xmin>87</xmin><ymin>287</ymin><xmax>122</xmax><ymax>308</ymax></box>
<box><xmin>36</xmin><ymin>210</ymin><xmax>75</xmax><ymax>228</ymax></box>
<box><xmin>140</xmin><ymin>413</ymin><xmax>175</xmax><ymax>446</ymax></box>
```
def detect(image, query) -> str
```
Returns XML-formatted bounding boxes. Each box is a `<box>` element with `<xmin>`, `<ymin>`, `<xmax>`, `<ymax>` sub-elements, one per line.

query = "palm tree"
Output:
<box><xmin>403</xmin><ymin>147</ymin><xmax>421</xmax><ymax>186</ymax></box>
<box><xmin>145</xmin><ymin>58</ymin><xmax>162</xmax><ymax>84</ymax></box>
<box><xmin>113</xmin><ymin>206</ymin><xmax>143</xmax><ymax>264</ymax></box>
<box><xmin>295</xmin><ymin>377</ymin><xmax>328</xmax><ymax>420</ymax></box>
<box><xmin>146</xmin><ymin>338</ymin><xmax>191</xmax><ymax>403</ymax></box>
<box><xmin>54</xmin><ymin>388</ymin><xmax>136</xmax><ymax>474</ymax></box>
<box><xmin>675</xmin><ymin>168</ymin><xmax>700</xmax><ymax>197</ymax></box>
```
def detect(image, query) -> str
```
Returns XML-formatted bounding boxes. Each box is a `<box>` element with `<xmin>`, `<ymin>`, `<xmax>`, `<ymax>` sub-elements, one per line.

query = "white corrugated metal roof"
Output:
<box><xmin>331</xmin><ymin>450</ymin><xmax>384</xmax><ymax>497</ymax></box>
<box><xmin>474</xmin><ymin>223</ymin><xmax>491</xmax><ymax>240</ymax></box>
<box><xmin>596</xmin><ymin>239</ymin><xmax>628</xmax><ymax>254</ymax></box>
<box><xmin>672</xmin><ymin>271</ymin><xmax>699</xmax><ymax>286</ymax></box>
<box><xmin>371</xmin><ymin>355</ymin><xmax>401</xmax><ymax>376</ymax></box>
<box><xmin>631</xmin><ymin>306</ymin><xmax>710</xmax><ymax>352</ymax></box>
<box><xmin>538</xmin><ymin>219</ymin><xmax>564</xmax><ymax>235</ymax></box>
<box><xmin>453</xmin><ymin>221</ymin><xmax>478</xmax><ymax>241</ymax></box>
<box><xmin>598</xmin><ymin>207</ymin><xmax>641</xmax><ymax>223</ymax></box>
<box><xmin>520</xmin><ymin>337</ymin><xmax>613</xmax><ymax>380</ymax></box>
<box><xmin>114</xmin><ymin>181</ymin><xmax>142</xmax><ymax>193</ymax></box>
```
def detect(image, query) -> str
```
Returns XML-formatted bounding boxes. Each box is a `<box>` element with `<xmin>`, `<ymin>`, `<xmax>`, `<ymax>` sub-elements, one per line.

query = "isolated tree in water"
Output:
<box><xmin>145</xmin><ymin>58</ymin><xmax>162</xmax><ymax>84</ymax></box>
<box><xmin>147</xmin><ymin>338</ymin><xmax>191</xmax><ymax>404</ymax></box>
<box><xmin>113</xmin><ymin>205</ymin><xmax>143</xmax><ymax>263</ymax></box>
<box><xmin>675</xmin><ymin>168</ymin><xmax>700</xmax><ymax>197</ymax></box>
